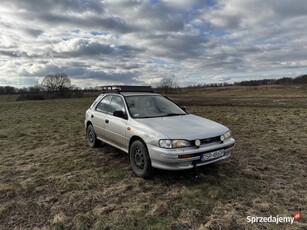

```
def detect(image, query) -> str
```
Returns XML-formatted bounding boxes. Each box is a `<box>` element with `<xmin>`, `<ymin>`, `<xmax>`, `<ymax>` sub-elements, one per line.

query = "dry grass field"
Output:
<box><xmin>0</xmin><ymin>85</ymin><xmax>306</xmax><ymax>229</ymax></box>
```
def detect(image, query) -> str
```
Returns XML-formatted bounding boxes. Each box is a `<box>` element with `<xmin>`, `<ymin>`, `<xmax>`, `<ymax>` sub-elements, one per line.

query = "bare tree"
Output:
<box><xmin>157</xmin><ymin>77</ymin><xmax>178</xmax><ymax>94</ymax></box>
<box><xmin>41</xmin><ymin>73</ymin><xmax>71</xmax><ymax>95</ymax></box>
<box><xmin>29</xmin><ymin>85</ymin><xmax>41</xmax><ymax>93</ymax></box>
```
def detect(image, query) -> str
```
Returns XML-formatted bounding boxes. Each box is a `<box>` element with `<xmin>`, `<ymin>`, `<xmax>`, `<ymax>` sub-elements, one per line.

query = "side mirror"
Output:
<box><xmin>113</xmin><ymin>110</ymin><xmax>127</xmax><ymax>119</ymax></box>
<box><xmin>181</xmin><ymin>106</ymin><xmax>187</xmax><ymax>113</ymax></box>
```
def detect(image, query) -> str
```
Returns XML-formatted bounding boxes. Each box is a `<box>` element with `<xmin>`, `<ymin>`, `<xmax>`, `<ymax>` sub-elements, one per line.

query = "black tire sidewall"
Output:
<box><xmin>130</xmin><ymin>140</ymin><xmax>153</xmax><ymax>178</ymax></box>
<box><xmin>87</xmin><ymin>124</ymin><xmax>97</xmax><ymax>148</ymax></box>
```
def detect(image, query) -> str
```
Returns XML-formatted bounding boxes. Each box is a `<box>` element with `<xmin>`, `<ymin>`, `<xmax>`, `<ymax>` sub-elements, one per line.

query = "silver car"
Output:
<box><xmin>85</xmin><ymin>86</ymin><xmax>235</xmax><ymax>178</ymax></box>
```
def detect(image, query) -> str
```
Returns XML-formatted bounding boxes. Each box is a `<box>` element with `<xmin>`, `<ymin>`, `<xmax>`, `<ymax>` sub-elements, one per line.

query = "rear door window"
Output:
<box><xmin>96</xmin><ymin>95</ymin><xmax>113</xmax><ymax>113</ymax></box>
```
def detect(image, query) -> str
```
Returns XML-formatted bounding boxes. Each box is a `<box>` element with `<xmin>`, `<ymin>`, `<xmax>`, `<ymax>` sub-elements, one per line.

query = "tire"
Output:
<box><xmin>86</xmin><ymin>124</ymin><xmax>100</xmax><ymax>148</ymax></box>
<box><xmin>130</xmin><ymin>140</ymin><xmax>154</xmax><ymax>178</ymax></box>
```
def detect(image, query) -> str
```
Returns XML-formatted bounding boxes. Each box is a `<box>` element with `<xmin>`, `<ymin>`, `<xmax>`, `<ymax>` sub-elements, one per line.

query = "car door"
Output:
<box><xmin>92</xmin><ymin>95</ymin><xmax>113</xmax><ymax>139</ymax></box>
<box><xmin>104</xmin><ymin>95</ymin><xmax>128</xmax><ymax>150</ymax></box>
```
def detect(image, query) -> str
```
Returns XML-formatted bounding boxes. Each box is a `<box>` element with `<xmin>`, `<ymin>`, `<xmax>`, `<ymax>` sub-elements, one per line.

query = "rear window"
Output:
<box><xmin>90</xmin><ymin>95</ymin><xmax>103</xmax><ymax>109</ymax></box>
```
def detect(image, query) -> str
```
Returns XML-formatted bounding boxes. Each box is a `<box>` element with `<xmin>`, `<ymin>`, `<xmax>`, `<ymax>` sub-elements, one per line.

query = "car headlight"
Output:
<box><xmin>224</xmin><ymin>130</ymin><xmax>231</xmax><ymax>140</ymax></box>
<box><xmin>159</xmin><ymin>139</ymin><xmax>191</xmax><ymax>148</ymax></box>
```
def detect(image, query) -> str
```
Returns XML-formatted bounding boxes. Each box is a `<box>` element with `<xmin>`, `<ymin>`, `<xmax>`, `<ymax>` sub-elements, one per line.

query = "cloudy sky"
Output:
<box><xmin>1</xmin><ymin>0</ymin><xmax>307</xmax><ymax>88</ymax></box>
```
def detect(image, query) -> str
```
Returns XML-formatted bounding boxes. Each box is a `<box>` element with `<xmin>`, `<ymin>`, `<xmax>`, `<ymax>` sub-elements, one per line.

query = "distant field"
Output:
<box><xmin>0</xmin><ymin>94</ymin><xmax>20</xmax><ymax>103</ymax></box>
<box><xmin>0</xmin><ymin>86</ymin><xmax>306</xmax><ymax>229</ymax></box>
<box><xmin>169</xmin><ymin>84</ymin><xmax>307</xmax><ymax>109</ymax></box>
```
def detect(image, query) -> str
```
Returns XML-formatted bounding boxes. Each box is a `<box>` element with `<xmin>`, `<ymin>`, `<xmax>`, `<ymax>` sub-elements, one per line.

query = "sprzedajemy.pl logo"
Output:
<box><xmin>247</xmin><ymin>212</ymin><xmax>301</xmax><ymax>224</ymax></box>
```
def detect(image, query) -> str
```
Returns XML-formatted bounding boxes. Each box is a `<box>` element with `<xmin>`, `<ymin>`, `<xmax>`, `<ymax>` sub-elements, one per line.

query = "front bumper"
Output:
<box><xmin>147</xmin><ymin>138</ymin><xmax>235</xmax><ymax>170</ymax></box>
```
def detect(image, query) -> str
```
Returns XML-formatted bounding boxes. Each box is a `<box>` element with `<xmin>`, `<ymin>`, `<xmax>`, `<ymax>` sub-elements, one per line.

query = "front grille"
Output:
<box><xmin>190</xmin><ymin>136</ymin><xmax>221</xmax><ymax>146</ymax></box>
<box><xmin>200</xmin><ymin>136</ymin><xmax>221</xmax><ymax>144</ymax></box>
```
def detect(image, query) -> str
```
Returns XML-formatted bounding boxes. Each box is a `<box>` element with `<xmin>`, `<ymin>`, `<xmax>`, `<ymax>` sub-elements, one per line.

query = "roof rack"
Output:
<box><xmin>100</xmin><ymin>85</ymin><xmax>154</xmax><ymax>93</ymax></box>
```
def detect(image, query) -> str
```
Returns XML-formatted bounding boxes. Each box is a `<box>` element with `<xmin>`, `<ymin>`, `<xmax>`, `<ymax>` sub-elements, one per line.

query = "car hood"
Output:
<box><xmin>136</xmin><ymin>114</ymin><xmax>228</xmax><ymax>140</ymax></box>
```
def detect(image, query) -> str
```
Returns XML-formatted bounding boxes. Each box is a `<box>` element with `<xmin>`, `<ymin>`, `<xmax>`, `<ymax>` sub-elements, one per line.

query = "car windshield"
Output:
<box><xmin>125</xmin><ymin>95</ymin><xmax>186</xmax><ymax>118</ymax></box>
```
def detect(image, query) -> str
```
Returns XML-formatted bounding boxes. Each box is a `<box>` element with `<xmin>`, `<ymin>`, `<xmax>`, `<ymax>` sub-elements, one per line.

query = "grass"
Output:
<box><xmin>0</xmin><ymin>94</ymin><xmax>19</xmax><ymax>103</ymax></box>
<box><xmin>0</xmin><ymin>85</ymin><xmax>306</xmax><ymax>229</ymax></box>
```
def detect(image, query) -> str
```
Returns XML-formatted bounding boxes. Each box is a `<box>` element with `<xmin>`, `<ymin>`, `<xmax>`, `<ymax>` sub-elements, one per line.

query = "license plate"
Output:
<box><xmin>201</xmin><ymin>149</ymin><xmax>224</xmax><ymax>161</ymax></box>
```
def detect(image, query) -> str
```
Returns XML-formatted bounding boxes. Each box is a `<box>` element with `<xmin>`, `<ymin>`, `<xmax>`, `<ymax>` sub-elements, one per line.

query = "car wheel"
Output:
<box><xmin>87</xmin><ymin>124</ymin><xmax>100</xmax><ymax>148</ymax></box>
<box><xmin>130</xmin><ymin>140</ymin><xmax>154</xmax><ymax>178</ymax></box>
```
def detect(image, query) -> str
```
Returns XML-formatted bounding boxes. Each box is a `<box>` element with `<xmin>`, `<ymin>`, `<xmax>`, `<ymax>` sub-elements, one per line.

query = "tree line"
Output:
<box><xmin>236</xmin><ymin>74</ymin><xmax>307</xmax><ymax>86</ymax></box>
<box><xmin>187</xmin><ymin>74</ymin><xmax>307</xmax><ymax>88</ymax></box>
<box><xmin>0</xmin><ymin>73</ymin><xmax>306</xmax><ymax>100</ymax></box>
<box><xmin>0</xmin><ymin>73</ymin><xmax>100</xmax><ymax>100</ymax></box>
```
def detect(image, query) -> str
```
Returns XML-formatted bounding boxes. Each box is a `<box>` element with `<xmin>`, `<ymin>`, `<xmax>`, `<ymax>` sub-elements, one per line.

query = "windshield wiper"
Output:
<box><xmin>164</xmin><ymin>113</ymin><xmax>186</xmax><ymax>117</ymax></box>
<box><xmin>134</xmin><ymin>113</ymin><xmax>186</xmax><ymax>118</ymax></box>
<box><xmin>135</xmin><ymin>115</ymin><xmax>162</xmax><ymax>119</ymax></box>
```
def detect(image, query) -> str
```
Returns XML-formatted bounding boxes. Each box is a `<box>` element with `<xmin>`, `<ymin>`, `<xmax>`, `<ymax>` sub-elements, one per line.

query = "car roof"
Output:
<box><xmin>121</xmin><ymin>92</ymin><xmax>160</xmax><ymax>96</ymax></box>
<box><xmin>100</xmin><ymin>92</ymin><xmax>160</xmax><ymax>97</ymax></box>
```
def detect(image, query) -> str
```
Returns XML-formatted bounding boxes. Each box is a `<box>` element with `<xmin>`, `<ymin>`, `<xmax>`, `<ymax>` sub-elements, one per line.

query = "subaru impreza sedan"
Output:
<box><xmin>85</xmin><ymin>86</ymin><xmax>235</xmax><ymax>178</ymax></box>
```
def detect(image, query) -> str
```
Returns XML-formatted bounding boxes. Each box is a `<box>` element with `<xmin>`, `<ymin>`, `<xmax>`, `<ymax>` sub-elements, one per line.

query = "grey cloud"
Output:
<box><xmin>137</xmin><ymin>3</ymin><xmax>185</xmax><ymax>31</ymax></box>
<box><xmin>18</xmin><ymin>62</ymin><xmax>144</xmax><ymax>85</ymax></box>
<box><xmin>0</xmin><ymin>50</ymin><xmax>40</xmax><ymax>58</ymax></box>
<box><xmin>23</xmin><ymin>60</ymin><xmax>143</xmax><ymax>83</ymax></box>
<box><xmin>272</xmin><ymin>0</ymin><xmax>307</xmax><ymax>18</ymax></box>
<box><xmin>34</xmin><ymin>13</ymin><xmax>136</xmax><ymax>34</ymax></box>
<box><xmin>2</xmin><ymin>0</ymin><xmax>105</xmax><ymax>14</ymax></box>
<box><xmin>24</xmin><ymin>28</ymin><xmax>44</xmax><ymax>37</ymax></box>
<box><xmin>65</xmin><ymin>43</ymin><xmax>114</xmax><ymax>56</ymax></box>
<box><xmin>119</xmin><ymin>64</ymin><xmax>140</xmax><ymax>70</ymax></box>
<box><xmin>53</xmin><ymin>40</ymin><xmax>145</xmax><ymax>59</ymax></box>
<box><xmin>0</xmin><ymin>50</ymin><xmax>22</xmax><ymax>57</ymax></box>
<box><xmin>145</xmin><ymin>32</ymin><xmax>208</xmax><ymax>60</ymax></box>
<box><xmin>104</xmin><ymin>0</ymin><xmax>187</xmax><ymax>32</ymax></box>
<box><xmin>150</xmin><ymin>16</ymin><xmax>185</xmax><ymax>32</ymax></box>
<box><xmin>0</xmin><ymin>76</ymin><xmax>38</xmax><ymax>86</ymax></box>
<box><xmin>65</xmin><ymin>67</ymin><xmax>144</xmax><ymax>84</ymax></box>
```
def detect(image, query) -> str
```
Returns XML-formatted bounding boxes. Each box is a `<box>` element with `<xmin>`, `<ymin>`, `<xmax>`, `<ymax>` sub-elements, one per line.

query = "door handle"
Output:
<box><xmin>105</xmin><ymin>119</ymin><xmax>109</xmax><ymax>123</ymax></box>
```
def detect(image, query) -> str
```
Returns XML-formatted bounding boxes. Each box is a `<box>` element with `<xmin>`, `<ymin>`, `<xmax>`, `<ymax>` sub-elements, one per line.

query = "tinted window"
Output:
<box><xmin>96</xmin><ymin>95</ymin><xmax>113</xmax><ymax>113</ymax></box>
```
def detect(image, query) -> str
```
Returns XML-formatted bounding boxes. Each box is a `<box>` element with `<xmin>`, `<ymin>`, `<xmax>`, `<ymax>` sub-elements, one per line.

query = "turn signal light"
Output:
<box><xmin>178</xmin><ymin>154</ymin><xmax>193</xmax><ymax>159</ymax></box>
